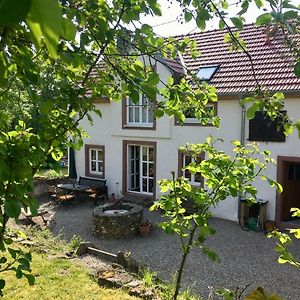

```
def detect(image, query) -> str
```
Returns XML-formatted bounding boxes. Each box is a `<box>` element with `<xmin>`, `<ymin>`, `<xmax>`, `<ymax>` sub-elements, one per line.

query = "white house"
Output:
<box><xmin>75</xmin><ymin>24</ymin><xmax>300</xmax><ymax>229</ymax></box>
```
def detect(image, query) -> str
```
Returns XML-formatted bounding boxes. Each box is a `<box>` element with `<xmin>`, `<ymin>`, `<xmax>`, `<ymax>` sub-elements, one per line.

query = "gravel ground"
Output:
<box><xmin>41</xmin><ymin>198</ymin><xmax>300</xmax><ymax>299</ymax></box>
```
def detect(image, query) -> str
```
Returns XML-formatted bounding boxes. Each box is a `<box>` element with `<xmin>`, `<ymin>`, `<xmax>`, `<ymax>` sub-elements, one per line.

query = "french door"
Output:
<box><xmin>128</xmin><ymin>145</ymin><xmax>154</xmax><ymax>194</ymax></box>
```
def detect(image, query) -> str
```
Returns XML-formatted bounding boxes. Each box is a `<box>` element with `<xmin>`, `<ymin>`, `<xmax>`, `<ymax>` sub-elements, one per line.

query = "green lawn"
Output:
<box><xmin>1</xmin><ymin>229</ymin><xmax>139</xmax><ymax>300</ymax></box>
<box><xmin>34</xmin><ymin>167</ymin><xmax>68</xmax><ymax>179</ymax></box>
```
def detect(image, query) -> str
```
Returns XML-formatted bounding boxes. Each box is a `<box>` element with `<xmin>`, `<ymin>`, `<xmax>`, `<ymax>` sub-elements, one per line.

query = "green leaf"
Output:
<box><xmin>8</xmin><ymin>248</ymin><xmax>17</xmax><ymax>259</ymax></box>
<box><xmin>290</xmin><ymin>229</ymin><xmax>300</xmax><ymax>239</ymax></box>
<box><xmin>196</xmin><ymin>15</ymin><xmax>206</xmax><ymax>30</ymax></box>
<box><xmin>294</xmin><ymin>61</ymin><xmax>300</xmax><ymax>78</ymax></box>
<box><xmin>295</xmin><ymin>119</ymin><xmax>300</xmax><ymax>138</ymax></box>
<box><xmin>0</xmin><ymin>279</ymin><xmax>5</xmax><ymax>290</ymax></box>
<box><xmin>28</xmin><ymin>197</ymin><xmax>39</xmax><ymax>216</ymax></box>
<box><xmin>129</xmin><ymin>89</ymin><xmax>139</xmax><ymax>104</ymax></box>
<box><xmin>256</xmin><ymin>13</ymin><xmax>272</xmax><ymax>25</ymax></box>
<box><xmin>26</xmin><ymin>0</ymin><xmax>62</xmax><ymax>57</ymax></box>
<box><xmin>4</xmin><ymin>199</ymin><xmax>21</xmax><ymax>218</ymax></box>
<box><xmin>147</xmin><ymin>73</ymin><xmax>159</xmax><ymax>86</ymax></box>
<box><xmin>0</xmin><ymin>0</ymin><xmax>31</xmax><ymax>25</ymax></box>
<box><xmin>219</xmin><ymin>19</ymin><xmax>225</xmax><ymax>30</ymax></box>
<box><xmin>244</xmin><ymin>287</ymin><xmax>281</xmax><ymax>300</ymax></box>
<box><xmin>24</xmin><ymin>274</ymin><xmax>35</xmax><ymax>285</ymax></box>
<box><xmin>247</xmin><ymin>103</ymin><xmax>259</xmax><ymax>119</ymax></box>
<box><xmin>184</xmin><ymin>11</ymin><xmax>193</xmax><ymax>22</ymax></box>
<box><xmin>254</xmin><ymin>0</ymin><xmax>264</xmax><ymax>8</ymax></box>
<box><xmin>51</xmin><ymin>148</ymin><xmax>63</xmax><ymax>161</ymax></box>
<box><xmin>230</xmin><ymin>17</ymin><xmax>244</xmax><ymax>30</ymax></box>
<box><xmin>141</xmin><ymin>24</ymin><xmax>152</xmax><ymax>34</ymax></box>
<box><xmin>0</xmin><ymin>257</ymin><xmax>7</xmax><ymax>264</ymax></box>
<box><xmin>0</xmin><ymin>51</ymin><xmax>8</xmax><ymax>87</ymax></box>
<box><xmin>140</xmin><ymin>83</ymin><xmax>157</xmax><ymax>99</ymax></box>
<box><xmin>283</xmin><ymin>123</ymin><xmax>293</xmax><ymax>136</ymax></box>
<box><xmin>267</xmin><ymin>178</ymin><xmax>283</xmax><ymax>193</ymax></box>
<box><xmin>61</xmin><ymin>18</ymin><xmax>76</xmax><ymax>41</ymax></box>
<box><xmin>154</xmin><ymin>109</ymin><xmax>164</xmax><ymax>118</ymax></box>
<box><xmin>16</xmin><ymin>269</ymin><xmax>23</xmax><ymax>279</ymax></box>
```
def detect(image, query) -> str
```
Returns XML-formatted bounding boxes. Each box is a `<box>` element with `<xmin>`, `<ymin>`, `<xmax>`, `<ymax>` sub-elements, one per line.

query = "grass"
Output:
<box><xmin>1</xmin><ymin>227</ymin><xmax>201</xmax><ymax>300</ymax></box>
<box><xmin>34</xmin><ymin>167</ymin><xmax>68</xmax><ymax>179</ymax></box>
<box><xmin>1</xmin><ymin>228</ymin><xmax>140</xmax><ymax>300</ymax></box>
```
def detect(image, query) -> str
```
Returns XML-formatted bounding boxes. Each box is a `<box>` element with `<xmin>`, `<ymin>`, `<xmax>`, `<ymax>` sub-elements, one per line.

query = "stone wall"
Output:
<box><xmin>92</xmin><ymin>202</ymin><xmax>143</xmax><ymax>238</ymax></box>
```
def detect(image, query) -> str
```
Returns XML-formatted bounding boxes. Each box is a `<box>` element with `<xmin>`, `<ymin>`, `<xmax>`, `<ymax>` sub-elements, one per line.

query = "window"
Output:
<box><xmin>128</xmin><ymin>145</ymin><xmax>154</xmax><ymax>194</ymax></box>
<box><xmin>196</xmin><ymin>65</ymin><xmax>219</xmax><ymax>81</ymax></box>
<box><xmin>249</xmin><ymin>111</ymin><xmax>286</xmax><ymax>142</ymax></box>
<box><xmin>85</xmin><ymin>144</ymin><xmax>105</xmax><ymax>178</ymax></box>
<box><xmin>122</xmin><ymin>95</ymin><xmax>155</xmax><ymax>129</ymax></box>
<box><xmin>176</xmin><ymin>103</ymin><xmax>217</xmax><ymax>126</ymax></box>
<box><xmin>288</xmin><ymin>164</ymin><xmax>300</xmax><ymax>181</ymax></box>
<box><xmin>123</xmin><ymin>140</ymin><xmax>156</xmax><ymax>197</ymax></box>
<box><xmin>178</xmin><ymin>151</ymin><xmax>204</xmax><ymax>186</ymax></box>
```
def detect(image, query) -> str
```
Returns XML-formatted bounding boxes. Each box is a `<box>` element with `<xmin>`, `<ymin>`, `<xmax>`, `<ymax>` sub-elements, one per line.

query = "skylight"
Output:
<box><xmin>196</xmin><ymin>65</ymin><xmax>219</xmax><ymax>81</ymax></box>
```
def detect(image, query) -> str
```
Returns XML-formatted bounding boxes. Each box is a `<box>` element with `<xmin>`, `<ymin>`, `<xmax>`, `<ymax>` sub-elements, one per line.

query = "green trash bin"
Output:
<box><xmin>247</xmin><ymin>217</ymin><xmax>258</xmax><ymax>231</ymax></box>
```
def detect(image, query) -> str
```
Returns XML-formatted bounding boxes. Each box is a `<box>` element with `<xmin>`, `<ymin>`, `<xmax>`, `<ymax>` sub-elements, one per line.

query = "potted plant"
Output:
<box><xmin>139</xmin><ymin>221</ymin><xmax>152</xmax><ymax>237</ymax></box>
<box><xmin>264</xmin><ymin>220</ymin><xmax>276</xmax><ymax>232</ymax></box>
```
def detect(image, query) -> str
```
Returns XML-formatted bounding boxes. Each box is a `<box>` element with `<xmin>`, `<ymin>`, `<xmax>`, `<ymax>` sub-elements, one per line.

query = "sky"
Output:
<box><xmin>139</xmin><ymin>0</ymin><xmax>298</xmax><ymax>37</ymax></box>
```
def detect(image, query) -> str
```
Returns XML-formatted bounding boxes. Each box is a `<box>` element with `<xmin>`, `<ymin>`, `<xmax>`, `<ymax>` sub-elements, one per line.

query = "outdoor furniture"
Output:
<box><xmin>55</xmin><ymin>177</ymin><xmax>108</xmax><ymax>206</ymax></box>
<box><xmin>78</xmin><ymin>177</ymin><xmax>108</xmax><ymax>199</ymax></box>
<box><xmin>89</xmin><ymin>192</ymin><xmax>106</xmax><ymax>207</ymax></box>
<box><xmin>48</xmin><ymin>185</ymin><xmax>75</xmax><ymax>204</ymax></box>
<box><xmin>56</xmin><ymin>183</ymin><xmax>91</xmax><ymax>193</ymax></box>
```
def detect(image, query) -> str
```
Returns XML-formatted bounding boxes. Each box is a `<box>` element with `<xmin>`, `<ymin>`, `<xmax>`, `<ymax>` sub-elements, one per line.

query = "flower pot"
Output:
<box><xmin>139</xmin><ymin>223</ymin><xmax>151</xmax><ymax>237</ymax></box>
<box><xmin>264</xmin><ymin>220</ymin><xmax>276</xmax><ymax>232</ymax></box>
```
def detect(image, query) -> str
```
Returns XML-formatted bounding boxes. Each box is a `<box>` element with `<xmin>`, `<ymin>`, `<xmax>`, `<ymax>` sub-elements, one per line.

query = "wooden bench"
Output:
<box><xmin>78</xmin><ymin>176</ymin><xmax>108</xmax><ymax>200</ymax></box>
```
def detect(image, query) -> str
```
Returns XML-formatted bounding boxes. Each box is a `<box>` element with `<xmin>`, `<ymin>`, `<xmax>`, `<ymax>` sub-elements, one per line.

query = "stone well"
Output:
<box><xmin>92</xmin><ymin>201</ymin><xmax>143</xmax><ymax>238</ymax></box>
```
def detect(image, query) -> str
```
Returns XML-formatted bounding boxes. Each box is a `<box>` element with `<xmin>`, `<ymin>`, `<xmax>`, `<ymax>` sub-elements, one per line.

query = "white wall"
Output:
<box><xmin>75</xmin><ymin>59</ymin><xmax>300</xmax><ymax>222</ymax></box>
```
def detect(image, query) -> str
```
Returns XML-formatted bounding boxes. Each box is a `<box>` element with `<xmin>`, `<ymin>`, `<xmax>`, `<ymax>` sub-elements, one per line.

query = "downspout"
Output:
<box><xmin>238</xmin><ymin>97</ymin><xmax>246</xmax><ymax>224</ymax></box>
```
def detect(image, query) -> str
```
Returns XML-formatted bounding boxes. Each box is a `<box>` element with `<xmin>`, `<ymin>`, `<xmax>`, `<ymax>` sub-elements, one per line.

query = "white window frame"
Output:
<box><xmin>126</xmin><ymin>95</ymin><xmax>154</xmax><ymax>127</ymax></box>
<box><xmin>181</xmin><ymin>153</ymin><xmax>203</xmax><ymax>186</ymax></box>
<box><xmin>183</xmin><ymin>103</ymin><xmax>216</xmax><ymax>124</ymax></box>
<box><xmin>128</xmin><ymin>145</ymin><xmax>154</xmax><ymax>195</ymax></box>
<box><xmin>89</xmin><ymin>148</ymin><xmax>104</xmax><ymax>176</ymax></box>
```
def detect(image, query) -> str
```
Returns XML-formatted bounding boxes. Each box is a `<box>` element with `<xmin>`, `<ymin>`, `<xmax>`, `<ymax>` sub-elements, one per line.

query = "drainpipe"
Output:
<box><xmin>238</xmin><ymin>97</ymin><xmax>246</xmax><ymax>224</ymax></box>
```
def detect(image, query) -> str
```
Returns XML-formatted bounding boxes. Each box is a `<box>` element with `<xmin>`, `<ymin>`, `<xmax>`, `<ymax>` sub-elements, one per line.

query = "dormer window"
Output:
<box><xmin>196</xmin><ymin>65</ymin><xmax>219</xmax><ymax>81</ymax></box>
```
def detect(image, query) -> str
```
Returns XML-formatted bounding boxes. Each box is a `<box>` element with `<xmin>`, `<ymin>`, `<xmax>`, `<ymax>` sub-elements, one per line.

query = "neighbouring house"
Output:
<box><xmin>74</xmin><ymin>24</ymin><xmax>300</xmax><ymax>229</ymax></box>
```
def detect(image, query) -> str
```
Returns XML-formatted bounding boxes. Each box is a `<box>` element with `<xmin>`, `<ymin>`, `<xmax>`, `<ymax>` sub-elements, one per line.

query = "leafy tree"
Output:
<box><xmin>150</xmin><ymin>139</ymin><xmax>282</xmax><ymax>299</ymax></box>
<box><xmin>0</xmin><ymin>0</ymin><xmax>299</xmax><ymax>296</ymax></box>
<box><xmin>268</xmin><ymin>208</ymin><xmax>300</xmax><ymax>268</ymax></box>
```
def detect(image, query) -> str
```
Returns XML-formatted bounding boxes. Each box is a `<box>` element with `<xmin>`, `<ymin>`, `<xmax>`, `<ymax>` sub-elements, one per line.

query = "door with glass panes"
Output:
<box><xmin>128</xmin><ymin>145</ymin><xmax>154</xmax><ymax>195</ymax></box>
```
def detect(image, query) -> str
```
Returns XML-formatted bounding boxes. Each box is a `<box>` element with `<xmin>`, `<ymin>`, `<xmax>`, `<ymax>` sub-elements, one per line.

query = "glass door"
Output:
<box><xmin>128</xmin><ymin>145</ymin><xmax>154</xmax><ymax>194</ymax></box>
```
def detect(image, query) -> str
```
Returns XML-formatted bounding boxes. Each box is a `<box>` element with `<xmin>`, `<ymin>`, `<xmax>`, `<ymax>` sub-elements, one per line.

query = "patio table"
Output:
<box><xmin>57</xmin><ymin>183</ymin><xmax>91</xmax><ymax>193</ymax></box>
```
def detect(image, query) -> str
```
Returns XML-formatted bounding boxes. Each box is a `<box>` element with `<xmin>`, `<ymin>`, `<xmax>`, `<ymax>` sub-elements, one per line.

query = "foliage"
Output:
<box><xmin>244</xmin><ymin>287</ymin><xmax>282</xmax><ymax>300</ymax></box>
<box><xmin>0</xmin><ymin>0</ymin><xmax>299</xmax><ymax>295</ymax></box>
<box><xmin>150</xmin><ymin>138</ymin><xmax>281</xmax><ymax>300</ymax></box>
<box><xmin>34</xmin><ymin>168</ymin><xmax>68</xmax><ymax>180</ymax></box>
<box><xmin>214</xmin><ymin>285</ymin><xmax>282</xmax><ymax>300</ymax></box>
<box><xmin>1</xmin><ymin>228</ymin><xmax>138</xmax><ymax>300</ymax></box>
<box><xmin>268</xmin><ymin>208</ymin><xmax>300</xmax><ymax>268</ymax></box>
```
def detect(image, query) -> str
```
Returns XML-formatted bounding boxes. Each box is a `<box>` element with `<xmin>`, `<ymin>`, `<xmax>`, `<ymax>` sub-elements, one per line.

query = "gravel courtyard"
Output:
<box><xmin>42</xmin><ymin>198</ymin><xmax>299</xmax><ymax>299</ymax></box>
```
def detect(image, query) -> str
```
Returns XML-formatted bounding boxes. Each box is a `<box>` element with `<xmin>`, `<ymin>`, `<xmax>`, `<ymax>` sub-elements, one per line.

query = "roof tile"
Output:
<box><xmin>175</xmin><ymin>24</ymin><xmax>300</xmax><ymax>94</ymax></box>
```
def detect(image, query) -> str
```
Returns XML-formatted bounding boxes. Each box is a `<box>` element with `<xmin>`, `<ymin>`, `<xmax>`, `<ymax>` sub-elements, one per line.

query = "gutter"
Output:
<box><xmin>237</xmin><ymin>96</ymin><xmax>246</xmax><ymax>224</ymax></box>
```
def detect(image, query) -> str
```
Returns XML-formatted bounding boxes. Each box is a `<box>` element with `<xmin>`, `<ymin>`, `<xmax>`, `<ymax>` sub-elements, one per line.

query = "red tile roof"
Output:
<box><xmin>175</xmin><ymin>23</ymin><xmax>300</xmax><ymax>95</ymax></box>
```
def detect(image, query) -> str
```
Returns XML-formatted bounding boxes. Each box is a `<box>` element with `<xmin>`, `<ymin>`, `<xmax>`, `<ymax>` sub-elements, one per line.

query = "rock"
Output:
<box><xmin>76</xmin><ymin>242</ymin><xmax>96</xmax><ymax>256</ymax></box>
<box><xmin>117</xmin><ymin>251</ymin><xmax>144</xmax><ymax>274</ymax></box>
<box><xmin>31</xmin><ymin>216</ymin><xmax>46</xmax><ymax>227</ymax></box>
<box><xmin>125</xmin><ymin>279</ymin><xmax>143</xmax><ymax>288</ymax></box>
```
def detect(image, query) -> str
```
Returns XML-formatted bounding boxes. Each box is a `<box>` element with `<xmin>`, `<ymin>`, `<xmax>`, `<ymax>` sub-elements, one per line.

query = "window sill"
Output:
<box><xmin>85</xmin><ymin>172</ymin><xmax>105</xmax><ymax>179</ymax></box>
<box><xmin>123</xmin><ymin>124</ymin><xmax>155</xmax><ymax>130</ymax></box>
<box><xmin>175</xmin><ymin>121</ymin><xmax>214</xmax><ymax>127</ymax></box>
<box><xmin>124</xmin><ymin>190</ymin><xmax>154</xmax><ymax>200</ymax></box>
